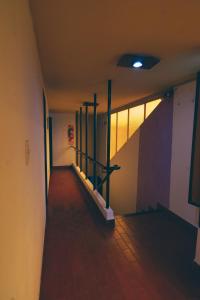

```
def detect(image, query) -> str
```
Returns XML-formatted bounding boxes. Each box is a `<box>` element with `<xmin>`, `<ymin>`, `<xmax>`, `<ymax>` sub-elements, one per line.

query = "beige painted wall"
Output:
<box><xmin>110</xmin><ymin>131</ymin><xmax>140</xmax><ymax>214</ymax></box>
<box><xmin>52</xmin><ymin>112</ymin><xmax>76</xmax><ymax>166</ymax></box>
<box><xmin>0</xmin><ymin>1</ymin><xmax>46</xmax><ymax>299</ymax></box>
<box><xmin>169</xmin><ymin>81</ymin><xmax>199</xmax><ymax>227</ymax></box>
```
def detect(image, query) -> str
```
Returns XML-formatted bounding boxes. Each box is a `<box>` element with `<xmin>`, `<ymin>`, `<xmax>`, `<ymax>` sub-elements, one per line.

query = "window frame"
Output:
<box><xmin>110</xmin><ymin>98</ymin><xmax>162</xmax><ymax>160</ymax></box>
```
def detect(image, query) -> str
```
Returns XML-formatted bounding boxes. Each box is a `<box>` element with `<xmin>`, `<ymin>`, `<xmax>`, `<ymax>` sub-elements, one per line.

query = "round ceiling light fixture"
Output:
<box><xmin>133</xmin><ymin>61</ymin><xmax>143</xmax><ymax>68</ymax></box>
<box><xmin>117</xmin><ymin>54</ymin><xmax>160</xmax><ymax>70</ymax></box>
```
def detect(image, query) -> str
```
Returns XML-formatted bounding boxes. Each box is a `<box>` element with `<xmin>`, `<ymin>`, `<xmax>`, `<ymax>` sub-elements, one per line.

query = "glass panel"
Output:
<box><xmin>117</xmin><ymin>109</ymin><xmax>128</xmax><ymax>151</ymax></box>
<box><xmin>110</xmin><ymin>113</ymin><xmax>117</xmax><ymax>159</ymax></box>
<box><xmin>145</xmin><ymin>99</ymin><xmax>162</xmax><ymax>118</ymax></box>
<box><xmin>129</xmin><ymin>104</ymin><xmax>144</xmax><ymax>138</ymax></box>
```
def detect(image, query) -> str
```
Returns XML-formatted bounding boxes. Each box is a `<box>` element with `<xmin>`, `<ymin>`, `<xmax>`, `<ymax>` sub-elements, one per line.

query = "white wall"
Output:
<box><xmin>52</xmin><ymin>112</ymin><xmax>76</xmax><ymax>166</ymax></box>
<box><xmin>169</xmin><ymin>81</ymin><xmax>199</xmax><ymax>227</ymax></box>
<box><xmin>0</xmin><ymin>1</ymin><xmax>46</xmax><ymax>299</ymax></box>
<box><xmin>110</xmin><ymin>131</ymin><xmax>140</xmax><ymax>214</ymax></box>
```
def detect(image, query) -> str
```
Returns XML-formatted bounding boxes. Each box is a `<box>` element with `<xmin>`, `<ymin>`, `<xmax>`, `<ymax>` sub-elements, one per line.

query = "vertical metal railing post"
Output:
<box><xmin>85</xmin><ymin>105</ymin><xmax>88</xmax><ymax>178</ymax></box>
<box><xmin>106</xmin><ymin>80</ymin><xmax>112</xmax><ymax>209</ymax></box>
<box><xmin>93</xmin><ymin>93</ymin><xmax>97</xmax><ymax>190</ymax></box>
<box><xmin>75</xmin><ymin>111</ymin><xmax>79</xmax><ymax>166</ymax></box>
<box><xmin>80</xmin><ymin>107</ymin><xmax>83</xmax><ymax>171</ymax></box>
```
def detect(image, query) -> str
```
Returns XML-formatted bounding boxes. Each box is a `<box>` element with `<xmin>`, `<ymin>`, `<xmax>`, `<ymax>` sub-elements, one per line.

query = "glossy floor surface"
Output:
<box><xmin>40</xmin><ymin>167</ymin><xmax>200</xmax><ymax>300</ymax></box>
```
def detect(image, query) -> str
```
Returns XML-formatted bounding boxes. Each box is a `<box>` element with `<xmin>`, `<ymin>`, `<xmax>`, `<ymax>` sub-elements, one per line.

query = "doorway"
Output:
<box><xmin>43</xmin><ymin>92</ymin><xmax>48</xmax><ymax>207</ymax></box>
<box><xmin>49</xmin><ymin>116</ymin><xmax>53</xmax><ymax>171</ymax></box>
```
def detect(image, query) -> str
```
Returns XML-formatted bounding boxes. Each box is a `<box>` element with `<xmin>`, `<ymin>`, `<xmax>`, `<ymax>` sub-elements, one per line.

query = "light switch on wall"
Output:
<box><xmin>25</xmin><ymin>139</ymin><xmax>30</xmax><ymax>166</ymax></box>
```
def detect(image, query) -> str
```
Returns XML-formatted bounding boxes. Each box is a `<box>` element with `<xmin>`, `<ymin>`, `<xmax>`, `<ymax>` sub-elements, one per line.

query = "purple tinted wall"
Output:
<box><xmin>137</xmin><ymin>98</ymin><xmax>173</xmax><ymax>211</ymax></box>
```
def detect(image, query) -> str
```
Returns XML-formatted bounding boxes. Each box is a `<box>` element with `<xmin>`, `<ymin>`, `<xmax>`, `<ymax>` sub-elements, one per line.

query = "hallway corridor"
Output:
<box><xmin>40</xmin><ymin>167</ymin><xmax>200</xmax><ymax>300</ymax></box>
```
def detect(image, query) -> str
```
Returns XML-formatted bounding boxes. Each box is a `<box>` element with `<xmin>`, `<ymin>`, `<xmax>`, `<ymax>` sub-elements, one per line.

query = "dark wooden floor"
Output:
<box><xmin>40</xmin><ymin>167</ymin><xmax>200</xmax><ymax>300</ymax></box>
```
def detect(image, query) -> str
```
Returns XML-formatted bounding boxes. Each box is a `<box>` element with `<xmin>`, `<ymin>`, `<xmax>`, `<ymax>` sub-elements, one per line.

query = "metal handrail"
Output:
<box><xmin>71</xmin><ymin>146</ymin><xmax>120</xmax><ymax>171</ymax></box>
<box><xmin>71</xmin><ymin>146</ymin><xmax>106</xmax><ymax>169</ymax></box>
<box><xmin>97</xmin><ymin>165</ymin><xmax>120</xmax><ymax>190</ymax></box>
<box><xmin>71</xmin><ymin>145</ymin><xmax>120</xmax><ymax>197</ymax></box>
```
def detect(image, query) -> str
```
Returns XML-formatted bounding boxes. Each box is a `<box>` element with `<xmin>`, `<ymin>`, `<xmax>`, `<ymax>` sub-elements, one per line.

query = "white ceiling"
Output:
<box><xmin>30</xmin><ymin>0</ymin><xmax>200</xmax><ymax>112</ymax></box>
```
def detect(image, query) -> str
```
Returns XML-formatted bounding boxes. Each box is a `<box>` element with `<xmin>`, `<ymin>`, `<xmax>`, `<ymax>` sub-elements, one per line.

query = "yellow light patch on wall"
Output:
<box><xmin>117</xmin><ymin>109</ymin><xmax>128</xmax><ymax>151</ymax></box>
<box><xmin>145</xmin><ymin>99</ymin><xmax>162</xmax><ymax>118</ymax></box>
<box><xmin>110</xmin><ymin>113</ymin><xmax>117</xmax><ymax>159</ymax></box>
<box><xmin>110</xmin><ymin>98</ymin><xmax>162</xmax><ymax>160</ymax></box>
<box><xmin>129</xmin><ymin>104</ymin><xmax>144</xmax><ymax>138</ymax></box>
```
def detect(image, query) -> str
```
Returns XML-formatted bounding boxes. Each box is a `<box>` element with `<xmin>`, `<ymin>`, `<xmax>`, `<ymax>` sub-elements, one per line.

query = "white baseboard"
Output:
<box><xmin>72</xmin><ymin>163</ymin><xmax>115</xmax><ymax>221</ymax></box>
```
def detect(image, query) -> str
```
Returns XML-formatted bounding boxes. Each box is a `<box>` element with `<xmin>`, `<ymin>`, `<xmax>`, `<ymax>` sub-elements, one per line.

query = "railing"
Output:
<box><xmin>71</xmin><ymin>145</ymin><xmax>120</xmax><ymax>209</ymax></box>
<box><xmin>73</xmin><ymin>80</ymin><xmax>120</xmax><ymax>209</ymax></box>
